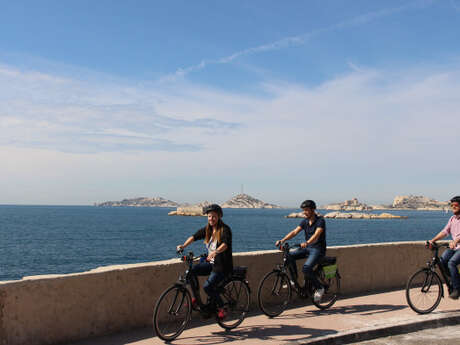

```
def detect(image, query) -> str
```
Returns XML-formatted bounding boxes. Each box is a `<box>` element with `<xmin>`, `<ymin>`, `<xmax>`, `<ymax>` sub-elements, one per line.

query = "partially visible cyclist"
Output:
<box><xmin>275</xmin><ymin>199</ymin><xmax>326</xmax><ymax>302</ymax></box>
<box><xmin>429</xmin><ymin>195</ymin><xmax>460</xmax><ymax>299</ymax></box>
<box><xmin>176</xmin><ymin>204</ymin><xmax>233</xmax><ymax>317</ymax></box>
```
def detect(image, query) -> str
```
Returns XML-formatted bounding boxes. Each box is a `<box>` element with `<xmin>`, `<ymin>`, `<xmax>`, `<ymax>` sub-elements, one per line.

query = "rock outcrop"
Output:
<box><xmin>324</xmin><ymin>212</ymin><xmax>407</xmax><ymax>219</ymax></box>
<box><xmin>168</xmin><ymin>201</ymin><xmax>210</xmax><ymax>216</ymax></box>
<box><xmin>95</xmin><ymin>197</ymin><xmax>179</xmax><ymax>207</ymax></box>
<box><xmin>222</xmin><ymin>194</ymin><xmax>281</xmax><ymax>209</ymax></box>
<box><xmin>321</xmin><ymin>198</ymin><xmax>373</xmax><ymax>211</ymax></box>
<box><xmin>286</xmin><ymin>211</ymin><xmax>407</xmax><ymax>219</ymax></box>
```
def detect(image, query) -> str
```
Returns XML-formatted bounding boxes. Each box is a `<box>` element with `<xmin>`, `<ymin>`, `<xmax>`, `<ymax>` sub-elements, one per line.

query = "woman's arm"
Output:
<box><xmin>177</xmin><ymin>236</ymin><xmax>194</xmax><ymax>252</ymax></box>
<box><xmin>207</xmin><ymin>243</ymin><xmax>228</xmax><ymax>261</ymax></box>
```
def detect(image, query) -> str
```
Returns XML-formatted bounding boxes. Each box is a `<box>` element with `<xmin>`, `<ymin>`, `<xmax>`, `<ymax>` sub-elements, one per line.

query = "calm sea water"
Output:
<box><xmin>0</xmin><ymin>205</ymin><xmax>452</xmax><ymax>281</ymax></box>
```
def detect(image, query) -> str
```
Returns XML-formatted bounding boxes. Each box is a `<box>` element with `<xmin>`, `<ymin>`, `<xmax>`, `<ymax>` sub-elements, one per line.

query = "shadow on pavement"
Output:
<box><xmin>171</xmin><ymin>324</ymin><xmax>337</xmax><ymax>345</ymax></box>
<box><xmin>278</xmin><ymin>303</ymin><xmax>407</xmax><ymax>320</ymax></box>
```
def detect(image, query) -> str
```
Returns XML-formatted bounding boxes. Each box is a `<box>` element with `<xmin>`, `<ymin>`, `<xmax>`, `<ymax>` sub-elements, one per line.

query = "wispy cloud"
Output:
<box><xmin>169</xmin><ymin>0</ymin><xmax>436</xmax><ymax>79</ymax></box>
<box><xmin>0</xmin><ymin>65</ymin><xmax>242</xmax><ymax>153</ymax></box>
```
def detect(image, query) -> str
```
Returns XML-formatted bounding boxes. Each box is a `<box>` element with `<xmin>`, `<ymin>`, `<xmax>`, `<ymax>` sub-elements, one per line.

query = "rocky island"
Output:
<box><xmin>320</xmin><ymin>195</ymin><xmax>449</xmax><ymax>212</ymax></box>
<box><xmin>286</xmin><ymin>211</ymin><xmax>407</xmax><ymax>219</ymax></box>
<box><xmin>168</xmin><ymin>194</ymin><xmax>281</xmax><ymax>216</ymax></box>
<box><xmin>222</xmin><ymin>193</ymin><xmax>281</xmax><ymax>209</ymax></box>
<box><xmin>391</xmin><ymin>195</ymin><xmax>449</xmax><ymax>211</ymax></box>
<box><xmin>95</xmin><ymin>197</ymin><xmax>179</xmax><ymax>208</ymax></box>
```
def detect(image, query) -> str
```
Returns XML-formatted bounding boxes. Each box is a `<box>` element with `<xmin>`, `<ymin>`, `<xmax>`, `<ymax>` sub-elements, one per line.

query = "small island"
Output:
<box><xmin>286</xmin><ymin>211</ymin><xmax>407</xmax><ymax>219</ymax></box>
<box><xmin>321</xmin><ymin>195</ymin><xmax>449</xmax><ymax>212</ymax></box>
<box><xmin>95</xmin><ymin>197</ymin><xmax>179</xmax><ymax>208</ymax></box>
<box><xmin>168</xmin><ymin>194</ymin><xmax>281</xmax><ymax>216</ymax></box>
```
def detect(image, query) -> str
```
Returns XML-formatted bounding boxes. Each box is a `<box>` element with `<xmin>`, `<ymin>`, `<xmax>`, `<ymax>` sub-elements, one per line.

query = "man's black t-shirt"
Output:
<box><xmin>299</xmin><ymin>216</ymin><xmax>326</xmax><ymax>254</ymax></box>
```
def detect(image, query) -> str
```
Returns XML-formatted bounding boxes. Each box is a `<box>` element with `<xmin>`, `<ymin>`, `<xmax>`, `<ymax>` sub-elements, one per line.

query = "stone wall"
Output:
<box><xmin>0</xmin><ymin>242</ymin><xmax>433</xmax><ymax>345</ymax></box>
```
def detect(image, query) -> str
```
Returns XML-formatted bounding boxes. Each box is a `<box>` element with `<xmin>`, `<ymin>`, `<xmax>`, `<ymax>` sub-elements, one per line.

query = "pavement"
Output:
<box><xmin>67</xmin><ymin>289</ymin><xmax>460</xmax><ymax>345</ymax></box>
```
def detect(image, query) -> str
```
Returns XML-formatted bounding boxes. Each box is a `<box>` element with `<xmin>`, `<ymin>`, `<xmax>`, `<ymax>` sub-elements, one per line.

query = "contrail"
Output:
<box><xmin>166</xmin><ymin>0</ymin><xmax>436</xmax><ymax>80</ymax></box>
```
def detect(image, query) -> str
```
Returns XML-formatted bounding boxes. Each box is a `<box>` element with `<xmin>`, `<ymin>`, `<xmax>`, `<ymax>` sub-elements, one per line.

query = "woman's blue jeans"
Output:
<box><xmin>441</xmin><ymin>248</ymin><xmax>460</xmax><ymax>290</ymax></box>
<box><xmin>190</xmin><ymin>262</ymin><xmax>226</xmax><ymax>307</ymax></box>
<box><xmin>287</xmin><ymin>247</ymin><xmax>324</xmax><ymax>289</ymax></box>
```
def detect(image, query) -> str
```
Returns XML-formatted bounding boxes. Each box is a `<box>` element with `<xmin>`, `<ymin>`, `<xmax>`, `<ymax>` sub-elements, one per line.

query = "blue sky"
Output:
<box><xmin>1</xmin><ymin>0</ymin><xmax>460</xmax><ymax>206</ymax></box>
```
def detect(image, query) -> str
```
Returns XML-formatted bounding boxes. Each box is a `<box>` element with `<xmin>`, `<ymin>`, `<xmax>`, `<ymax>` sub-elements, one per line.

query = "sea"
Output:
<box><xmin>0</xmin><ymin>205</ymin><xmax>452</xmax><ymax>281</ymax></box>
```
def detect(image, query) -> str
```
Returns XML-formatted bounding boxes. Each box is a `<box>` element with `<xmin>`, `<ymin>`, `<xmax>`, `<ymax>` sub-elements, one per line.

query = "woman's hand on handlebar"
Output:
<box><xmin>207</xmin><ymin>251</ymin><xmax>217</xmax><ymax>262</ymax></box>
<box><xmin>275</xmin><ymin>240</ymin><xmax>283</xmax><ymax>250</ymax></box>
<box><xmin>176</xmin><ymin>244</ymin><xmax>184</xmax><ymax>253</ymax></box>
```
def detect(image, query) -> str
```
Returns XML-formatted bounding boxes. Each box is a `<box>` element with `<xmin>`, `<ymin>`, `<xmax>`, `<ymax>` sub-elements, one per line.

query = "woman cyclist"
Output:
<box><xmin>176</xmin><ymin>204</ymin><xmax>233</xmax><ymax>317</ymax></box>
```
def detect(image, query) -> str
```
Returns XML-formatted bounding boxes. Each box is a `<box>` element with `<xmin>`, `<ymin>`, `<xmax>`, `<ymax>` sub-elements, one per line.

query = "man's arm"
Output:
<box><xmin>276</xmin><ymin>226</ymin><xmax>303</xmax><ymax>247</ymax></box>
<box><xmin>430</xmin><ymin>230</ymin><xmax>447</xmax><ymax>243</ymax></box>
<box><xmin>300</xmin><ymin>227</ymin><xmax>324</xmax><ymax>248</ymax></box>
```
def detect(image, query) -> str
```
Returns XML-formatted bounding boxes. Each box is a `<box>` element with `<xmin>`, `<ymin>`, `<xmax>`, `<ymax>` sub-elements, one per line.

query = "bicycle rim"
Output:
<box><xmin>406</xmin><ymin>268</ymin><xmax>443</xmax><ymax>314</ymax></box>
<box><xmin>257</xmin><ymin>271</ymin><xmax>291</xmax><ymax>317</ymax></box>
<box><xmin>217</xmin><ymin>280</ymin><xmax>250</xmax><ymax>330</ymax></box>
<box><xmin>312</xmin><ymin>269</ymin><xmax>340</xmax><ymax>310</ymax></box>
<box><xmin>153</xmin><ymin>285</ymin><xmax>191</xmax><ymax>341</ymax></box>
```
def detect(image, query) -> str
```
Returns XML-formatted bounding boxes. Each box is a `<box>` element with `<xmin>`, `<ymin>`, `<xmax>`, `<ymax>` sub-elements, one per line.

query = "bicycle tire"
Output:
<box><xmin>312</xmin><ymin>268</ymin><xmax>340</xmax><ymax>310</ymax></box>
<box><xmin>217</xmin><ymin>279</ymin><xmax>250</xmax><ymax>330</ymax></box>
<box><xmin>257</xmin><ymin>270</ymin><xmax>292</xmax><ymax>317</ymax></box>
<box><xmin>153</xmin><ymin>285</ymin><xmax>192</xmax><ymax>341</ymax></box>
<box><xmin>406</xmin><ymin>268</ymin><xmax>443</xmax><ymax>314</ymax></box>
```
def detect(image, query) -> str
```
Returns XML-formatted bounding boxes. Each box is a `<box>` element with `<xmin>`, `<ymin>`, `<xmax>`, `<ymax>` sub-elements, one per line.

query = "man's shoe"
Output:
<box><xmin>313</xmin><ymin>287</ymin><xmax>325</xmax><ymax>302</ymax></box>
<box><xmin>449</xmin><ymin>289</ymin><xmax>459</xmax><ymax>299</ymax></box>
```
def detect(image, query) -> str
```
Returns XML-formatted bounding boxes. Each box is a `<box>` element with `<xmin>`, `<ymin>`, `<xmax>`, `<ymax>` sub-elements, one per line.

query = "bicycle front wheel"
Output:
<box><xmin>217</xmin><ymin>279</ymin><xmax>250</xmax><ymax>330</ymax></box>
<box><xmin>406</xmin><ymin>268</ymin><xmax>443</xmax><ymax>314</ymax></box>
<box><xmin>257</xmin><ymin>270</ymin><xmax>292</xmax><ymax>317</ymax></box>
<box><xmin>153</xmin><ymin>285</ymin><xmax>192</xmax><ymax>341</ymax></box>
<box><xmin>312</xmin><ymin>269</ymin><xmax>340</xmax><ymax>310</ymax></box>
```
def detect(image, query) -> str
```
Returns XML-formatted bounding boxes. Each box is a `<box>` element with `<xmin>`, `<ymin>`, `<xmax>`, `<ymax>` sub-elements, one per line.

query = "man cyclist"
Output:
<box><xmin>429</xmin><ymin>196</ymin><xmax>460</xmax><ymax>299</ymax></box>
<box><xmin>276</xmin><ymin>199</ymin><xmax>326</xmax><ymax>302</ymax></box>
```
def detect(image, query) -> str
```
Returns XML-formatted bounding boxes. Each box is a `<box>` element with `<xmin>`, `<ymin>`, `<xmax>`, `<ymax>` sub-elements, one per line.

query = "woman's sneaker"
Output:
<box><xmin>313</xmin><ymin>287</ymin><xmax>325</xmax><ymax>302</ymax></box>
<box><xmin>217</xmin><ymin>307</ymin><xmax>227</xmax><ymax>320</ymax></box>
<box><xmin>449</xmin><ymin>289</ymin><xmax>459</xmax><ymax>299</ymax></box>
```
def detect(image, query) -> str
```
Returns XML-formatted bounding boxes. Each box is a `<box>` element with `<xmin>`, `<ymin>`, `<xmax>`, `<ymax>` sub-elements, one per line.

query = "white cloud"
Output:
<box><xmin>1</xmin><ymin>60</ymin><xmax>460</xmax><ymax>204</ymax></box>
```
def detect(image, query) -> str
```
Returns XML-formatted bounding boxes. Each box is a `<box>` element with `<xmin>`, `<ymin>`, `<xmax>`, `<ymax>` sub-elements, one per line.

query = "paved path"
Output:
<box><xmin>67</xmin><ymin>289</ymin><xmax>460</xmax><ymax>345</ymax></box>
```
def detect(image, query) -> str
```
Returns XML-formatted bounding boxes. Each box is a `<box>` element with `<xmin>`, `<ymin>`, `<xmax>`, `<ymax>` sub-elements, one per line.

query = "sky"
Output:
<box><xmin>1</xmin><ymin>0</ymin><xmax>460</xmax><ymax>207</ymax></box>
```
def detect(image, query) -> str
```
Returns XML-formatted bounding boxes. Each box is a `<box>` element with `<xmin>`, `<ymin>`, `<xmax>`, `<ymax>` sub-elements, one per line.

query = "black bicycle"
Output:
<box><xmin>257</xmin><ymin>243</ymin><xmax>340</xmax><ymax>317</ymax></box>
<box><xmin>153</xmin><ymin>250</ymin><xmax>250</xmax><ymax>341</ymax></box>
<box><xmin>406</xmin><ymin>241</ymin><xmax>455</xmax><ymax>314</ymax></box>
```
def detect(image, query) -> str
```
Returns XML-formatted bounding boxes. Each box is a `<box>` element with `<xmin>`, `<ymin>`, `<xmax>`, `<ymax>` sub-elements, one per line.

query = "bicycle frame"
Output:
<box><xmin>277</xmin><ymin>243</ymin><xmax>315</xmax><ymax>297</ymax></box>
<box><xmin>175</xmin><ymin>251</ymin><xmax>207</xmax><ymax>309</ymax></box>
<box><xmin>425</xmin><ymin>242</ymin><xmax>452</xmax><ymax>296</ymax></box>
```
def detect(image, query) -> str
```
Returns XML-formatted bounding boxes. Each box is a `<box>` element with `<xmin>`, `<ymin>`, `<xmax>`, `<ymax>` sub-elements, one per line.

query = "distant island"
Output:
<box><xmin>321</xmin><ymin>196</ymin><xmax>449</xmax><ymax>212</ymax></box>
<box><xmin>168</xmin><ymin>194</ymin><xmax>281</xmax><ymax>216</ymax></box>
<box><xmin>286</xmin><ymin>211</ymin><xmax>407</xmax><ymax>219</ymax></box>
<box><xmin>95</xmin><ymin>197</ymin><xmax>179</xmax><ymax>208</ymax></box>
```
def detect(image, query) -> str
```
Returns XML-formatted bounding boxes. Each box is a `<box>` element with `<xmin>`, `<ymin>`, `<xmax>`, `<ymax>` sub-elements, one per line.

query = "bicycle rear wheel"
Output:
<box><xmin>406</xmin><ymin>268</ymin><xmax>443</xmax><ymax>314</ymax></box>
<box><xmin>257</xmin><ymin>270</ymin><xmax>292</xmax><ymax>317</ymax></box>
<box><xmin>217</xmin><ymin>279</ymin><xmax>250</xmax><ymax>330</ymax></box>
<box><xmin>153</xmin><ymin>285</ymin><xmax>191</xmax><ymax>341</ymax></box>
<box><xmin>312</xmin><ymin>268</ymin><xmax>340</xmax><ymax>310</ymax></box>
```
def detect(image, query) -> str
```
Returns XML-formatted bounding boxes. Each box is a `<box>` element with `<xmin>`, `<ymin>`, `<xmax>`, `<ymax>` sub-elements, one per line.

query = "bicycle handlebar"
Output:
<box><xmin>425</xmin><ymin>241</ymin><xmax>449</xmax><ymax>250</ymax></box>
<box><xmin>279</xmin><ymin>242</ymin><xmax>303</xmax><ymax>251</ymax></box>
